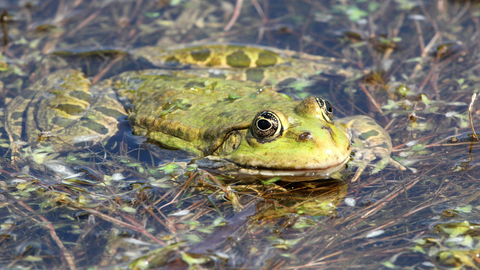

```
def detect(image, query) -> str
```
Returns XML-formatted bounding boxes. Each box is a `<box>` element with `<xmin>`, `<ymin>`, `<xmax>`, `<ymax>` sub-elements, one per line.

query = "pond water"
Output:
<box><xmin>1</xmin><ymin>0</ymin><xmax>480</xmax><ymax>269</ymax></box>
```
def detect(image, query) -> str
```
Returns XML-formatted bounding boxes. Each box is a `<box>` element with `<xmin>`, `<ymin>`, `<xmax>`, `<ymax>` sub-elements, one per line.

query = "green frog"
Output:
<box><xmin>4</xmin><ymin>45</ymin><xmax>405</xmax><ymax>181</ymax></box>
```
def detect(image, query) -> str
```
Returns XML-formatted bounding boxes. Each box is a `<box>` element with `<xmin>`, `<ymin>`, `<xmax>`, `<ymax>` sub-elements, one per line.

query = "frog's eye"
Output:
<box><xmin>315</xmin><ymin>98</ymin><xmax>333</xmax><ymax>122</ymax></box>
<box><xmin>252</xmin><ymin>110</ymin><xmax>282</xmax><ymax>140</ymax></box>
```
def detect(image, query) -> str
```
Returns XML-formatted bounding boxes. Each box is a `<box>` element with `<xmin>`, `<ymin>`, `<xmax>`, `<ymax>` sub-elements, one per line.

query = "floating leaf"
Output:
<box><xmin>411</xmin><ymin>245</ymin><xmax>425</xmax><ymax>254</ymax></box>
<box><xmin>158</xmin><ymin>163</ymin><xmax>182</xmax><ymax>174</ymax></box>
<box><xmin>144</xmin><ymin>12</ymin><xmax>161</xmax><ymax>18</ymax></box>
<box><xmin>170</xmin><ymin>0</ymin><xmax>184</xmax><ymax>6</ymax></box>
<box><xmin>287</xmin><ymin>80</ymin><xmax>315</xmax><ymax>91</ymax></box>
<box><xmin>228</xmin><ymin>93</ymin><xmax>241</xmax><ymax>100</ymax></box>
<box><xmin>120</xmin><ymin>206</ymin><xmax>137</xmax><ymax>214</ymax></box>
<box><xmin>436</xmin><ymin>221</ymin><xmax>471</xmax><ymax>237</ymax></box>
<box><xmin>260</xmin><ymin>177</ymin><xmax>282</xmax><ymax>185</ymax></box>
<box><xmin>381</xmin><ymin>261</ymin><xmax>396</xmax><ymax>268</ymax></box>
<box><xmin>455</xmin><ymin>205</ymin><xmax>472</xmax><ymax>213</ymax></box>
<box><xmin>346</xmin><ymin>6</ymin><xmax>368</xmax><ymax>22</ymax></box>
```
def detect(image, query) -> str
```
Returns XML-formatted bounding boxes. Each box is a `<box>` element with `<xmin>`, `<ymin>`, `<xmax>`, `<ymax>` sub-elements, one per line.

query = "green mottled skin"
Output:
<box><xmin>5</xmin><ymin>70</ymin><xmax>125</xmax><ymax>153</ymax></box>
<box><xmin>5</xmin><ymin>45</ymin><xmax>404</xmax><ymax>179</ymax></box>
<box><xmin>114</xmin><ymin>73</ymin><xmax>351</xmax><ymax>172</ymax></box>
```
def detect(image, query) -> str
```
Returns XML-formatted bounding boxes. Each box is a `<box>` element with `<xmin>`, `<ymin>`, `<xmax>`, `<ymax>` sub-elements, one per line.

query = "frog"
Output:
<box><xmin>4</xmin><ymin>45</ymin><xmax>405</xmax><ymax>182</ymax></box>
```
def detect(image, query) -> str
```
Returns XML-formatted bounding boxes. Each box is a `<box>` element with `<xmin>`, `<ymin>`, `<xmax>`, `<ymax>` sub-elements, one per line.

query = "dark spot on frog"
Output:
<box><xmin>190</xmin><ymin>48</ymin><xmax>211</xmax><ymax>61</ymax></box>
<box><xmin>10</xmin><ymin>112</ymin><xmax>23</xmax><ymax>120</ymax></box>
<box><xmin>20</xmin><ymin>89</ymin><xmax>36</xmax><ymax>99</ymax></box>
<box><xmin>54</xmin><ymin>104</ymin><xmax>85</xmax><ymax>115</ymax></box>
<box><xmin>246</xmin><ymin>68</ymin><xmax>264</xmax><ymax>83</ymax></box>
<box><xmin>70</xmin><ymin>90</ymin><xmax>92</xmax><ymax>103</ymax></box>
<box><xmin>80</xmin><ymin>118</ymin><xmax>108</xmax><ymax>135</ymax></box>
<box><xmin>358</xmin><ymin>130</ymin><xmax>380</xmax><ymax>140</ymax></box>
<box><xmin>164</xmin><ymin>56</ymin><xmax>180</xmax><ymax>66</ymax></box>
<box><xmin>226</xmin><ymin>50</ymin><xmax>251</xmax><ymax>68</ymax></box>
<box><xmin>217</xmin><ymin>111</ymin><xmax>235</xmax><ymax>118</ymax></box>
<box><xmin>376</xmin><ymin>142</ymin><xmax>390</xmax><ymax>149</ymax></box>
<box><xmin>256</xmin><ymin>52</ymin><xmax>277</xmax><ymax>66</ymax></box>
<box><xmin>207</xmin><ymin>57</ymin><xmax>222</xmax><ymax>66</ymax></box>
<box><xmin>184</xmin><ymin>81</ymin><xmax>206</xmax><ymax>89</ymax></box>
<box><xmin>52</xmin><ymin>116</ymin><xmax>76</xmax><ymax>128</ymax></box>
<box><xmin>96</xmin><ymin>107</ymin><xmax>127</xmax><ymax>119</ymax></box>
<box><xmin>298</xmin><ymin>132</ymin><xmax>312</xmax><ymax>141</ymax></box>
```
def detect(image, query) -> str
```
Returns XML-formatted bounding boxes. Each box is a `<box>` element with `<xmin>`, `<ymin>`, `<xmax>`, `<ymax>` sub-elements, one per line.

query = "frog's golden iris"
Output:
<box><xmin>252</xmin><ymin>111</ymin><xmax>282</xmax><ymax>141</ymax></box>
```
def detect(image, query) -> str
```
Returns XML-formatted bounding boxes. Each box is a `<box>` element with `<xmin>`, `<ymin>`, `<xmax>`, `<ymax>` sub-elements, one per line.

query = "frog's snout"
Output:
<box><xmin>299</xmin><ymin>132</ymin><xmax>313</xmax><ymax>141</ymax></box>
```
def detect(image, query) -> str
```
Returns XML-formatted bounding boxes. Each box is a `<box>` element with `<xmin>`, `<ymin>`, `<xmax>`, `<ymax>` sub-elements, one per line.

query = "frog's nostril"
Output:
<box><xmin>299</xmin><ymin>132</ymin><xmax>313</xmax><ymax>141</ymax></box>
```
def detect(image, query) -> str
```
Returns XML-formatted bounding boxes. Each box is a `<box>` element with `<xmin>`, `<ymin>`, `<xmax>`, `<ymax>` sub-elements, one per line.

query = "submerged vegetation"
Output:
<box><xmin>1</xmin><ymin>0</ymin><xmax>480</xmax><ymax>269</ymax></box>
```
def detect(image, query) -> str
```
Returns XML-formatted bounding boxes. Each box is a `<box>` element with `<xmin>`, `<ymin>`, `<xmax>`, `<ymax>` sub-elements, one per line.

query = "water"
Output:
<box><xmin>1</xmin><ymin>0</ymin><xmax>480</xmax><ymax>269</ymax></box>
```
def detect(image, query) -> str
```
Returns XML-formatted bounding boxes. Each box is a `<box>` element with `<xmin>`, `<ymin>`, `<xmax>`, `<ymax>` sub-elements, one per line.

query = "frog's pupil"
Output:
<box><xmin>253</xmin><ymin>111</ymin><xmax>281</xmax><ymax>139</ymax></box>
<box><xmin>258</xmin><ymin>119</ymin><xmax>271</xmax><ymax>130</ymax></box>
<box><xmin>325</xmin><ymin>100</ymin><xmax>333</xmax><ymax>113</ymax></box>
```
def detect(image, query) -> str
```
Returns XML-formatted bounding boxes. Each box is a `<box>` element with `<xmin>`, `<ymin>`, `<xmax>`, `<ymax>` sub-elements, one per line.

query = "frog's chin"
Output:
<box><xmin>193</xmin><ymin>156</ymin><xmax>348</xmax><ymax>182</ymax></box>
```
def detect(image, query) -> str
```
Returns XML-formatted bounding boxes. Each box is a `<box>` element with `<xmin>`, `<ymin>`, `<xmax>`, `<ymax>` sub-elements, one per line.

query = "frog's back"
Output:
<box><xmin>113</xmin><ymin>71</ymin><xmax>294</xmax><ymax>155</ymax></box>
<box><xmin>133</xmin><ymin>45</ymin><xmax>354</xmax><ymax>85</ymax></box>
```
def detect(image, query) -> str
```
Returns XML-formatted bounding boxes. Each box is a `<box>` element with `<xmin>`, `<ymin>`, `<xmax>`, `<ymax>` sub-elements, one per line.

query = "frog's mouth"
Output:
<box><xmin>194</xmin><ymin>156</ymin><xmax>349</xmax><ymax>181</ymax></box>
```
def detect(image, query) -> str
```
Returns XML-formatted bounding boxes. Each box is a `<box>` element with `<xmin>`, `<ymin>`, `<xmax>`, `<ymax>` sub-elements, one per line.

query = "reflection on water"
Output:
<box><xmin>131</xmin><ymin>179</ymin><xmax>348</xmax><ymax>269</ymax></box>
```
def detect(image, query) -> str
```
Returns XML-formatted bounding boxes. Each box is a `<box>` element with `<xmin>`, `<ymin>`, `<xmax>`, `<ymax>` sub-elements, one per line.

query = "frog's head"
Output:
<box><xmin>221</xmin><ymin>97</ymin><xmax>351</xmax><ymax>176</ymax></box>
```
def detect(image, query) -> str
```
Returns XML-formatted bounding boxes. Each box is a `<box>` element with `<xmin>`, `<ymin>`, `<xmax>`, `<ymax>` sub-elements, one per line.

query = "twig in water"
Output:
<box><xmin>224</xmin><ymin>0</ymin><xmax>244</xmax><ymax>31</ymax></box>
<box><xmin>468</xmin><ymin>93</ymin><xmax>479</xmax><ymax>141</ymax></box>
